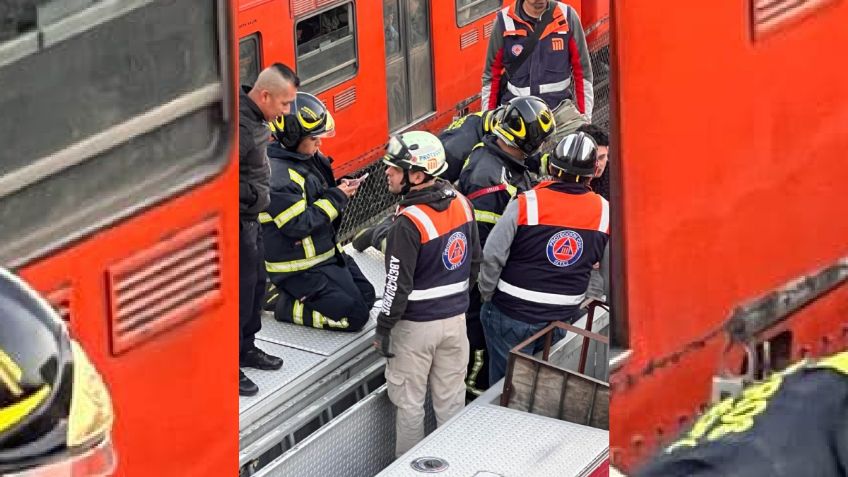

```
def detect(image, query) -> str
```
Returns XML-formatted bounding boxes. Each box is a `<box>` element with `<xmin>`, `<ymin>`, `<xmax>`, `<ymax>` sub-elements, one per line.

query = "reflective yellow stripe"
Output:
<box><xmin>540</xmin><ymin>153</ymin><xmax>550</xmax><ymax>174</ymax></box>
<box><xmin>504</xmin><ymin>182</ymin><xmax>517</xmax><ymax>197</ymax></box>
<box><xmin>816</xmin><ymin>351</ymin><xmax>848</xmax><ymax>375</ymax></box>
<box><xmin>302</xmin><ymin>236</ymin><xmax>316</xmax><ymax>258</ymax></box>
<box><xmin>466</xmin><ymin>348</ymin><xmax>486</xmax><ymax>396</ymax></box>
<box><xmin>314</xmin><ymin>199</ymin><xmax>339</xmax><ymax>221</ymax></box>
<box><xmin>474</xmin><ymin>209</ymin><xmax>501</xmax><ymax>224</ymax></box>
<box><xmin>266</xmin><ymin>247</ymin><xmax>336</xmax><ymax>273</ymax></box>
<box><xmin>289</xmin><ymin>169</ymin><xmax>306</xmax><ymax>193</ymax></box>
<box><xmin>258</xmin><ymin>212</ymin><xmax>273</xmax><ymax>224</ymax></box>
<box><xmin>266</xmin><ymin>200</ymin><xmax>307</xmax><ymax>228</ymax></box>
<box><xmin>292</xmin><ymin>300</ymin><xmax>304</xmax><ymax>325</ymax></box>
<box><xmin>312</xmin><ymin>310</ymin><xmax>324</xmax><ymax>329</ymax></box>
<box><xmin>0</xmin><ymin>349</ymin><xmax>23</xmax><ymax>397</ymax></box>
<box><xmin>0</xmin><ymin>385</ymin><xmax>50</xmax><ymax>433</ymax></box>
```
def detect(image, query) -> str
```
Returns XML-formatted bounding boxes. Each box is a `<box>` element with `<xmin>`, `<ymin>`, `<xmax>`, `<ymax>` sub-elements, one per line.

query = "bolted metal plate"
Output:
<box><xmin>379</xmin><ymin>404</ymin><xmax>608</xmax><ymax>477</ymax></box>
<box><xmin>344</xmin><ymin>243</ymin><xmax>387</xmax><ymax>298</ymax></box>
<box><xmin>411</xmin><ymin>457</ymin><xmax>450</xmax><ymax>473</ymax></box>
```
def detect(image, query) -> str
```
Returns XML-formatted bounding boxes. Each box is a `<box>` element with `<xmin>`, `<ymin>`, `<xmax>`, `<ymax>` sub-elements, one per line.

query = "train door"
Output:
<box><xmin>383</xmin><ymin>0</ymin><xmax>434</xmax><ymax>132</ymax></box>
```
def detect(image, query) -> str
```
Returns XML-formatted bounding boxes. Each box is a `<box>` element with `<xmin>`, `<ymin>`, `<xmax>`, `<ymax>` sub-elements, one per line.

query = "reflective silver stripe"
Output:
<box><xmin>302</xmin><ymin>236</ymin><xmax>316</xmax><ymax>258</ymax></box>
<box><xmin>266</xmin><ymin>248</ymin><xmax>335</xmax><ymax>273</ymax></box>
<box><xmin>497</xmin><ymin>279</ymin><xmax>585</xmax><ymax>305</ymax></box>
<box><xmin>403</xmin><ymin>206</ymin><xmax>438</xmax><ymax>241</ymax></box>
<box><xmin>409</xmin><ymin>279</ymin><xmax>469</xmax><ymax>301</ymax></box>
<box><xmin>507</xmin><ymin>82</ymin><xmax>531</xmax><ymax>97</ymax></box>
<box><xmin>539</xmin><ymin>78</ymin><xmax>571</xmax><ymax>94</ymax></box>
<box><xmin>582</xmin><ymin>78</ymin><xmax>595</xmax><ymax>120</ymax></box>
<box><xmin>459</xmin><ymin>197</ymin><xmax>474</xmax><ymax>222</ymax></box>
<box><xmin>260</xmin><ymin>199</ymin><xmax>307</xmax><ymax>228</ymax></box>
<box><xmin>292</xmin><ymin>301</ymin><xmax>304</xmax><ymax>326</ymax></box>
<box><xmin>524</xmin><ymin>190</ymin><xmax>539</xmax><ymax>225</ymax></box>
<box><xmin>501</xmin><ymin>7</ymin><xmax>515</xmax><ymax>31</ymax></box>
<box><xmin>599</xmin><ymin>197</ymin><xmax>609</xmax><ymax>233</ymax></box>
<box><xmin>474</xmin><ymin>209</ymin><xmax>501</xmax><ymax>224</ymax></box>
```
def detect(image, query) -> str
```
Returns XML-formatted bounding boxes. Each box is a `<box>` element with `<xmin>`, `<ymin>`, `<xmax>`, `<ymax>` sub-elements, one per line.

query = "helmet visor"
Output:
<box><xmin>382</xmin><ymin>135</ymin><xmax>410</xmax><ymax>167</ymax></box>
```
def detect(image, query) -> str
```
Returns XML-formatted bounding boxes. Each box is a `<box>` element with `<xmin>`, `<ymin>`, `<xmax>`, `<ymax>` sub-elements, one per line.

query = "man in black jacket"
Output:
<box><xmin>261</xmin><ymin>93</ymin><xmax>375</xmax><ymax>333</ymax></box>
<box><xmin>239</xmin><ymin>64</ymin><xmax>298</xmax><ymax>396</ymax></box>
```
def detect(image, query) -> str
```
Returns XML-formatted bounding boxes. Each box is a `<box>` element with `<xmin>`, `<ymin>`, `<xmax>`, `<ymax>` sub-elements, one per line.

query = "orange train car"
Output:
<box><xmin>1</xmin><ymin>1</ymin><xmax>240</xmax><ymax>475</ymax></box>
<box><xmin>609</xmin><ymin>0</ymin><xmax>848</xmax><ymax>472</ymax></box>
<box><xmin>237</xmin><ymin>0</ymin><xmax>607</xmax><ymax>177</ymax></box>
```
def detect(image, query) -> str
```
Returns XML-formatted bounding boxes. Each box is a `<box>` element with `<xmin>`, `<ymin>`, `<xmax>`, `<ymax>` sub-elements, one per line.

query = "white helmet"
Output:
<box><xmin>382</xmin><ymin>131</ymin><xmax>448</xmax><ymax>177</ymax></box>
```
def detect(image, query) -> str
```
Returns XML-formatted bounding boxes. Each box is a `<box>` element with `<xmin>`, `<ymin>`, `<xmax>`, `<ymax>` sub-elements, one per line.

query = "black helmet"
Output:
<box><xmin>481</xmin><ymin>105</ymin><xmax>505</xmax><ymax>134</ymax></box>
<box><xmin>492</xmin><ymin>96</ymin><xmax>555</xmax><ymax>156</ymax></box>
<box><xmin>0</xmin><ymin>269</ymin><xmax>114</xmax><ymax>476</ymax></box>
<box><xmin>550</xmin><ymin>132</ymin><xmax>598</xmax><ymax>177</ymax></box>
<box><xmin>268</xmin><ymin>92</ymin><xmax>336</xmax><ymax>149</ymax></box>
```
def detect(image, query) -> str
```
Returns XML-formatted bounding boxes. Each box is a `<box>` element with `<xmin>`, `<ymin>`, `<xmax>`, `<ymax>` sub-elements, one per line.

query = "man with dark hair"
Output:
<box><xmin>239</xmin><ymin>63</ymin><xmax>299</xmax><ymax>396</ymax></box>
<box><xmin>576</xmin><ymin>123</ymin><xmax>610</xmax><ymax>201</ymax></box>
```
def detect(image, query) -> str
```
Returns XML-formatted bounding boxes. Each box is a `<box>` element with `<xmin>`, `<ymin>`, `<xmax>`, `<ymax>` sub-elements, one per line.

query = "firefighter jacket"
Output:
<box><xmin>479</xmin><ymin>181</ymin><xmax>609</xmax><ymax>324</ymax></box>
<box><xmin>457</xmin><ymin>134</ymin><xmax>534</xmax><ymax>246</ymax></box>
<box><xmin>440</xmin><ymin>112</ymin><xmax>486</xmax><ymax>183</ymax></box>
<box><xmin>239</xmin><ymin>86</ymin><xmax>271</xmax><ymax>219</ymax></box>
<box><xmin>481</xmin><ymin>0</ymin><xmax>593</xmax><ymax>117</ymax></box>
<box><xmin>261</xmin><ymin>143</ymin><xmax>349</xmax><ymax>279</ymax></box>
<box><xmin>377</xmin><ymin>180</ymin><xmax>482</xmax><ymax>337</ymax></box>
<box><xmin>635</xmin><ymin>351</ymin><xmax>848</xmax><ymax>477</ymax></box>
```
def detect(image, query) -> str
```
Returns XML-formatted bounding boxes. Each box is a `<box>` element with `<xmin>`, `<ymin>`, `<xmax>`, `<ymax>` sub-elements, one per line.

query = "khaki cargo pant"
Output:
<box><xmin>385</xmin><ymin>314</ymin><xmax>470</xmax><ymax>457</ymax></box>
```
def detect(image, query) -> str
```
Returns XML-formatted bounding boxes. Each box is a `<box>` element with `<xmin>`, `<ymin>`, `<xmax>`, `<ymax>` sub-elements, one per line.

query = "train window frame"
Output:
<box><xmin>455</xmin><ymin>0</ymin><xmax>501</xmax><ymax>27</ymax></box>
<box><xmin>294</xmin><ymin>1</ymin><xmax>359</xmax><ymax>93</ymax></box>
<box><xmin>0</xmin><ymin>0</ymin><xmax>234</xmax><ymax>267</ymax></box>
<box><xmin>239</xmin><ymin>33</ymin><xmax>261</xmax><ymax>87</ymax></box>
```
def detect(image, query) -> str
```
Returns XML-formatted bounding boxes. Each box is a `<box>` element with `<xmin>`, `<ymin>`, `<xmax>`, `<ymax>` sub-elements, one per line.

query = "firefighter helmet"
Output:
<box><xmin>268</xmin><ymin>92</ymin><xmax>336</xmax><ymax>149</ymax></box>
<box><xmin>481</xmin><ymin>105</ymin><xmax>505</xmax><ymax>134</ymax></box>
<box><xmin>550</xmin><ymin>131</ymin><xmax>598</xmax><ymax>177</ymax></box>
<box><xmin>0</xmin><ymin>268</ymin><xmax>114</xmax><ymax>476</ymax></box>
<box><xmin>382</xmin><ymin>131</ymin><xmax>448</xmax><ymax>177</ymax></box>
<box><xmin>492</xmin><ymin>96</ymin><xmax>555</xmax><ymax>156</ymax></box>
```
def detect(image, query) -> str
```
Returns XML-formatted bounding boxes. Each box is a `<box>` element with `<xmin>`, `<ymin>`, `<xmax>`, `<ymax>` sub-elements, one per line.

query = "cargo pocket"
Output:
<box><xmin>385</xmin><ymin>370</ymin><xmax>409</xmax><ymax>409</ymax></box>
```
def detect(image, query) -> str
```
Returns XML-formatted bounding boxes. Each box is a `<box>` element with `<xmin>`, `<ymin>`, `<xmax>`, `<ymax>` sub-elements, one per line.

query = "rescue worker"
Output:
<box><xmin>632</xmin><ymin>350</ymin><xmax>848</xmax><ymax>477</ymax></box>
<box><xmin>440</xmin><ymin>106</ymin><xmax>504</xmax><ymax>183</ymax></box>
<box><xmin>478</xmin><ymin>131</ymin><xmax>610</xmax><ymax>384</ymax></box>
<box><xmin>0</xmin><ymin>268</ymin><xmax>115</xmax><ymax>476</ymax></box>
<box><xmin>240</xmin><ymin>64</ymin><xmax>295</xmax><ymax>396</ymax></box>
<box><xmin>577</xmin><ymin>123</ymin><xmax>610</xmax><ymax>201</ymax></box>
<box><xmin>262</xmin><ymin>92</ymin><xmax>376</xmax><ymax>334</ymax></box>
<box><xmin>481</xmin><ymin>0</ymin><xmax>593</xmax><ymax>142</ymax></box>
<box><xmin>457</xmin><ymin>94</ymin><xmax>555</xmax><ymax>395</ymax></box>
<box><xmin>373</xmin><ymin>131</ymin><xmax>482</xmax><ymax>457</ymax></box>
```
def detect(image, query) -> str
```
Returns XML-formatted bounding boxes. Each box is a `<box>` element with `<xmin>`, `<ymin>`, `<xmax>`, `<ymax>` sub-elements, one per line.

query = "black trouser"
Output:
<box><xmin>239</xmin><ymin>219</ymin><xmax>265</xmax><ymax>358</ymax></box>
<box><xmin>465</xmin><ymin>286</ymin><xmax>490</xmax><ymax>398</ymax></box>
<box><xmin>270</xmin><ymin>256</ymin><xmax>375</xmax><ymax>332</ymax></box>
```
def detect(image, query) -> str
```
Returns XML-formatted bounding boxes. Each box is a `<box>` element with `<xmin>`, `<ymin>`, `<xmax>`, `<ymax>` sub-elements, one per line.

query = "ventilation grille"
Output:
<box><xmin>751</xmin><ymin>0</ymin><xmax>838</xmax><ymax>39</ymax></box>
<box><xmin>333</xmin><ymin>86</ymin><xmax>356</xmax><ymax>111</ymax></box>
<box><xmin>292</xmin><ymin>0</ymin><xmax>314</xmax><ymax>16</ymax></box>
<box><xmin>107</xmin><ymin>218</ymin><xmax>223</xmax><ymax>355</ymax></box>
<box><xmin>460</xmin><ymin>29</ymin><xmax>479</xmax><ymax>49</ymax></box>
<box><xmin>483</xmin><ymin>20</ymin><xmax>494</xmax><ymax>38</ymax></box>
<box><xmin>46</xmin><ymin>287</ymin><xmax>71</xmax><ymax>323</ymax></box>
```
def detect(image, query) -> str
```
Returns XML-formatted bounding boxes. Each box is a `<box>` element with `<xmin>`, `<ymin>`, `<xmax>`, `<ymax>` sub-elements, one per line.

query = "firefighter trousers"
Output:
<box><xmin>269</xmin><ymin>257</ymin><xmax>375</xmax><ymax>332</ymax></box>
<box><xmin>385</xmin><ymin>314</ymin><xmax>469</xmax><ymax>457</ymax></box>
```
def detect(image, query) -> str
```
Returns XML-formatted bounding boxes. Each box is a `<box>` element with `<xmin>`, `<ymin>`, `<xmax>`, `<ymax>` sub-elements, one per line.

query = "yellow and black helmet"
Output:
<box><xmin>268</xmin><ymin>92</ymin><xmax>336</xmax><ymax>150</ymax></box>
<box><xmin>481</xmin><ymin>105</ymin><xmax>506</xmax><ymax>134</ymax></box>
<box><xmin>0</xmin><ymin>269</ymin><xmax>114</xmax><ymax>476</ymax></box>
<box><xmin>492</xmin><ymin>96</ymin><xmax>555</xmax><ymax>156</ymax></box>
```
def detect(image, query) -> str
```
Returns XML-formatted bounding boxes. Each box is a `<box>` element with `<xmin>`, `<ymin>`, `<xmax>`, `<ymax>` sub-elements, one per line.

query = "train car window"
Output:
<box><xmin>295</xmin><ymin>3</ymin><xmax>357</xmax><ymax>92</ymax></box>
<box><xmin>0</xmin><ymin>0</ymin><xmax>232</xmax><ymax>267</ymax></box>
<box><xmin>239</xmin><ymin>34</ymin><xmax>261</xmax><ymax>86</ymax></box>
<box><xmin>456</xmin><ymin>0</ymin><xmax>501</xmax><ymax>27</ymax></box>
<box><xmin>383</xmin><ymin>3</ymin><xmax>401</xmax><ymax>57</ymax></box>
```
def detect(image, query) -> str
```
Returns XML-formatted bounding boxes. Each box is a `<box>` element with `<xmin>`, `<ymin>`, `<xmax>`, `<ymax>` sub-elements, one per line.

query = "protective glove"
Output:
<box><xmin>373</xmin><ymin>333</ymin><xmax>395</xmax><ymax>358</ymax></box>
<box><xmin>352</xmin><ymin>227</ymin><xmax>375</xmax><ymax>252</ymax></box>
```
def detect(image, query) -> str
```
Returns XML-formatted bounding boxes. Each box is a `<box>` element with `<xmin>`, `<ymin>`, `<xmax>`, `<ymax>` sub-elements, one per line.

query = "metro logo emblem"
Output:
<box><xmin>551</xmin><ymin>38</ymin><xmax>564</xmax><ymax>51</ymax></box>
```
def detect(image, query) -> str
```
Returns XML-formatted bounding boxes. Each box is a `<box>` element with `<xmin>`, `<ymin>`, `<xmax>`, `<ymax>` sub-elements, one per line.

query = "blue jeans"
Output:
<box><xmin>480</xmin><ymin>301</ymin><xmax>566</xmax><ymax>386</ymax></box>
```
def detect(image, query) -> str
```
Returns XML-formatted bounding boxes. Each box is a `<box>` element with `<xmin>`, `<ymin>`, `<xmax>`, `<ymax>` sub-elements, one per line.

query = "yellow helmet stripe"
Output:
<box><xmin>0</xmin><ymin>349</ymin><xmax>23</xmax><ymax>397</ymax></box>
<box><xmin>512</xmin><ymin>118</ymin><xmax>527</xmax><ymax>138</ymax></box>
<box><xmin>298</xmin><ymin>107</ymin><xmax>323</xmax><ymax>130</ymax></box>
<box><xmin>539</xmin><ymin>110</ymin><xmax>554</xmax><ymax>132</ymax></box>
<box><xmin>0</xmin><ymin>385</ymin><xmax>51</xmax><ymax>433</ymax></box>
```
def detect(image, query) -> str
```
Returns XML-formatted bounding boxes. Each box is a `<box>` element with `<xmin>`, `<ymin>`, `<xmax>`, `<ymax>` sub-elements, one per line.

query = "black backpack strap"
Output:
<box><xmin>504</xmin><ymin>5</ymin><xmax>556</xmax><ymax>79</ymax></box>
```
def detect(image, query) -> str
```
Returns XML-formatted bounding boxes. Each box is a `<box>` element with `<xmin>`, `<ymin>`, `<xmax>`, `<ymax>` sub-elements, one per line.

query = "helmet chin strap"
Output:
<box><xmin>400</xmin><ymin>169</ymin><xmax>427</xmax><ymax>196</ymax></box>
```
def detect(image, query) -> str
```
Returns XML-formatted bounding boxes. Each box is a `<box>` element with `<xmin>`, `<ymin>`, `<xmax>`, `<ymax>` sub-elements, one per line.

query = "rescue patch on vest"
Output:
<box><xmin>547</xmin><ymin>230</ymin><xmax>582</xmax><ymax>267</ymax></box>
<box><xmin>511</xmin><ymin>44</ymin><xmax>523</xmax><ymax>56</ymax></box>
<box><xmin>442</xmin><ymin>232</ymin><xmax>468</xmax><ymax>270</ymax></box>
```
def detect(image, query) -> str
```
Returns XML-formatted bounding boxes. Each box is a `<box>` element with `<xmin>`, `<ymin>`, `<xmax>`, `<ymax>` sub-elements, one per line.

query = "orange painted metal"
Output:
<box><xmin>609</xmin><ymin>0</ymin><xmax>848</xmax><ymax>472</ymax></box>
<box><xmin>15</xmin><ymin>1</ymin><xmax>240</xmax><ymax>476</ymax></box>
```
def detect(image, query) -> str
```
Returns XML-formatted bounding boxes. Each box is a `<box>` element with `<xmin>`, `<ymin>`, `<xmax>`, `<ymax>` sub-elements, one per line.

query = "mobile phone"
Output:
<box><xmin>348</xmin><ymin>172</ymin><xmax>369</xmax><ymax>185</ymax></box>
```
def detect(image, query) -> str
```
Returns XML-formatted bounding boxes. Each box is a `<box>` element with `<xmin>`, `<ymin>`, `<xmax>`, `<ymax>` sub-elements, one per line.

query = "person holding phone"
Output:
<box><xmin>261</xmin><ymin>92</ymin><xmax>376</xmax><ymax>333</ymax></box>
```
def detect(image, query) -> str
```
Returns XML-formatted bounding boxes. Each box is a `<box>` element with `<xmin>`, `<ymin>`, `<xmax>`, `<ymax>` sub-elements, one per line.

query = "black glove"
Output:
<box><xmin>373</xmin><ymin>333</ymin><xmax>395</xmax><ymax>358</ymax></box>
<box><xmin>352</xmin><ymin>227</ymin><xmax>375</xmax><ymax>252</ymax></box>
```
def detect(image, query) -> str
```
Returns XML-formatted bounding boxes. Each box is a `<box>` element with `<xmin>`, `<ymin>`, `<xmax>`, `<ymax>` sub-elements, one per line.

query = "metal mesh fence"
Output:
<box><xmin>338</xmin><ymin>18</ymin><xmax>613</xmax><ymax>241</ymax></box>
